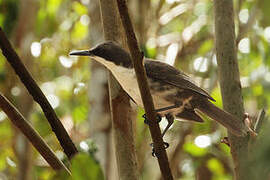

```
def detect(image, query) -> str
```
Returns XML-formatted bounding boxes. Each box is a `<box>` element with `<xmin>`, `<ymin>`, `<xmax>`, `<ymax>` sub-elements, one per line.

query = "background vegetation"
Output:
<box><xmin>0</xmin><ymin>0</ymin><xmax>270</xmax><ymax>179</ymax></box>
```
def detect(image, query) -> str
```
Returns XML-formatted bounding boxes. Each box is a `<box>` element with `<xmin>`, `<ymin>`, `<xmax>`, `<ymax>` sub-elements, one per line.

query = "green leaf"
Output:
<box><xmin>198</xmin><ymin>39</ymin><xmax>213</xmax><ymax>55</ymax></box>
<box><xmin>47</xmin><ymin>0</ymin><xmax>62</xmax><ymax>15</ymax></box>
<box><xmin>72</xmin><ymin>2</ymin><xmax>88</xmax><ymax>15</ymax></box>
<box><xmin>72</xmin><ymin>105</ymin><xmax>88</xmax><ymax>123</ymax></box>
<box><xmin>211</xmin><ymin>87</ymin><xmax>223</xmax><ymax>108</ymax></box>
<box><xmin>71</xmin><ymin>22</ymin><xmax>88</xmax><ymax>43</ymax></box>
<box><xmin>183</xmin><ymin>142</ymin><xmax>207</xmax><ymax>157</ymax></box>
<box><xmin>252</xmin><ymin>84</ymin><xmax>263</xmax><ymax>96</ymax></box>
<box><xmin>207</xmin><ymin>158</ymin><xmax>224</xmax><ymax>175</ymax></box>
<box><xmin>71</xmin><ymin>153</ymin><xmax>104</xmax><ymax>180</ymax></box>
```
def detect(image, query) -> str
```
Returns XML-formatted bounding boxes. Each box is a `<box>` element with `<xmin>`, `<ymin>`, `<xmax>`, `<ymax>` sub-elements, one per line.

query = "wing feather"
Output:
<box><xmin>144</xmin><ymin>59</ymin><xmax>215</xmax><ymax>101</ymax></box>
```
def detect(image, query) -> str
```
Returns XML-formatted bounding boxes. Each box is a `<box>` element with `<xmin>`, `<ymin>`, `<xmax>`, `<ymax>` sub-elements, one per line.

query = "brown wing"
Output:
<box><xmin>144</xmin><ymin>58</ymin><xmax>215</xmax><ymax>101</ymax></box>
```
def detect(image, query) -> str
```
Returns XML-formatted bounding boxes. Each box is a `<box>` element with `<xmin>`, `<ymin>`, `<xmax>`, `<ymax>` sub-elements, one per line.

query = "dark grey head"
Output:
<box><xmin>70</xmin><ymin>41</ymin><xmax>133</xmax><ymax>68</ymax></box>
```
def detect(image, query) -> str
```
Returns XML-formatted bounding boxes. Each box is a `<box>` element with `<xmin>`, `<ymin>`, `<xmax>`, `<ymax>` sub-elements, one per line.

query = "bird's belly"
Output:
<box><xmin>114</xmin><ymin>74</ymin><xmax>174</xmax><ymax>110</ymax></box>
<box><xmin>110</xmin><ymin>68</ymin><xmax>189</xmax><ymax>116</ymax></box>
<box><xmin>110</xmin><ymin>68</ymin><xmax>144</xmax><ymax>106</ymax></box>
<box><xmin>125</xmin><ymin>83</ymin><xmax>186</xmax><ymax>116</ymax></box>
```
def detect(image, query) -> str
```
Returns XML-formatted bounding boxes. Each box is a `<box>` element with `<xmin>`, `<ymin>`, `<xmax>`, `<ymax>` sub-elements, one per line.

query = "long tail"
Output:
<box><xmin>196</xmin><ymin>100</ymin><xmax>247</xmax><ymax>136</ymax></box>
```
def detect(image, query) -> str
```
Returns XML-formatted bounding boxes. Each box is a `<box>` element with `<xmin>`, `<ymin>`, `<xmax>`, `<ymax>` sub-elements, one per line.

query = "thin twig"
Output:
<box><xmin>115</xmin><ymin>0</ymin><xmax>173</xmax><ymax>179</ymax></box>
<box><xmin>0</xmin><ymin>27</ymin><xmax>78</xmax><ymax>159</ymax></box>
<box><xmin>0</xmin><ymin>93</ymin><xmax>70</xmax><ymax>174</ymax></box>
<box><xmin>236</xmin><ymin>5</ymin><xmax>258</xmax><ymax>44</ymax></box>
<box><xmin>254</xmin><ymin>109</ymin><xmax>266</xmax><ymax>133</ymax></box>
<box><xmin>169</xmin><ymin>125</ymin><xmax>191</xmax><ymax>178</ymax></box>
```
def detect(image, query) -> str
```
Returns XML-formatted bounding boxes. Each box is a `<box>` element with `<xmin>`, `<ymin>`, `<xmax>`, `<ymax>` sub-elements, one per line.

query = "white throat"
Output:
<box><xmin>92</xmin><ymin>56</ymin><xmax>143</xmax><ymax>106</ymax></box>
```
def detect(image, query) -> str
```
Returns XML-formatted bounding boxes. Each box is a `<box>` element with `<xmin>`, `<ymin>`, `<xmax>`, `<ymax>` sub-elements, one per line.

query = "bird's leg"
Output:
<box><xmin>156</xmin><ymin>104</ymin><xmax>182</xmax><ymax>113</ymax></box>
<box><xmin>150</xmin><ymin>113</ymin><xmax>175</xmax><ymax>157</ymax></box>
<box><xmin>142</xmin><ymin>105</ymin><xmax>180</xmax><ymax>157</ymax></box>
<box><xmin>161</xmin><ymin>113</ymin><xmax>174</xmax><ymax>138</ymax></box>
<box><xmin>142</xmin><ymin>104</ymin><xmax>180</xmax><ymax>124</ymax></box>
<box><xmin>142</xmin><ymin>113</ymin><xmax>162</xmax><ymax>125</ymax></box>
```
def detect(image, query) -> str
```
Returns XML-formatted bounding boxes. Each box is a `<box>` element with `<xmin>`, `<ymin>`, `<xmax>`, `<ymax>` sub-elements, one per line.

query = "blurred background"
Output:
<box><xmin>0</xmin><ymin>0</ymin><xmax>270</xmax><ymax>179</ymax></box>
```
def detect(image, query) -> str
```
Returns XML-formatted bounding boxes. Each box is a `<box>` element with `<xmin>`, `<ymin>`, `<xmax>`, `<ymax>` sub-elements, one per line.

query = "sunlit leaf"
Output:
<box><xmin>183</xmin><ymin>142</ymin><xmax>207</xmax><ymax>157</ymax></box>
<box><xmin>219</xmin><ymin>143</ymin><xmax>231</xmax><ymax>156</ymax></box>
<box><xmin>72</xmin><ymin>105</ymin><xmax>88</xmax><ymax>123</ymax></box>
<box><xmin>207</xmin><ymin>158</ymin><xmax>224</xmax><ymax>175</ymax></box>
<box><xmin>211</xmin><ymin>87</ymin><xmax>223</xmax><ymax>108</ymax></box>
<box><xmin>71</xmin><ymin>153</ymin><xmax>104</xmax><ymax>180</ymax></box>
<box><xmin>0</xmin><ymin>14</ymin><xmax>4</xmax><ymax>27</ymax></box>
<box><xmin>198</xmin><ymin>39</ymin><xmax>213</xmax><ymax>55</ymax></box>
<box><xmin>47</xmin><ymin>0</ymin><xmax>62</xmax><ymax>15</ymax></box>
<box><xmin>252</xmin><ymin>84</ymin><xmax>263</xmax><ymax>96</ymax></box>
<box><xmin>145</xmin><ymin>47</ymin><xmax>157</xmax><ymax>59</ymax></box>
<box><xmin>72</xmin><ymin>2</ymin><xmax>88</xmax><ymax>15</ymax></box>
<box><xmin>71</xmin><ymin>22</ymin><xmax>88</xmax><ymax>43</ymax></box>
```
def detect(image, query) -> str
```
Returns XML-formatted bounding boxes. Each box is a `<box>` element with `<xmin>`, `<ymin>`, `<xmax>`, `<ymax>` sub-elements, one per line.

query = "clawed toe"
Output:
<box><xmin>150</xmin><ymin>142</ymin><xmax>170</xmax><ymax>157</ymax></box>
<box><xmin>142</xmin><ymin>113</ymin><xmax>162</xmax><ymax>125</ymax></box>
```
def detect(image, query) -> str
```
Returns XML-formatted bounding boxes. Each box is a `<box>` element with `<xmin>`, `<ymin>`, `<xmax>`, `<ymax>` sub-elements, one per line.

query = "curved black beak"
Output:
<box><xmin>69</xmin><ymin>50</ymin><xmax>92</xmax><ymax>56</ymax></box>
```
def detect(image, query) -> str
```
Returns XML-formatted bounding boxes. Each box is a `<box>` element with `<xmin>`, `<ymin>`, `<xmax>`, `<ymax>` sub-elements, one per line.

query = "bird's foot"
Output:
<box><xmin>221</xmin><ymin>137</ymin><xmax>230</xmax><ymax>147</ymax></box>
<box><xmin>243</xmin><ymin>113</ymin><xmax>257</xmax><ymax>137</ymax></box>
<box><xmin>142</xmin><ymin>113</ymin><xmax>162</xmax><ymax>125</ymax></box>
<box><xmin>150</xmin><ymin>142</ymin><xmax>170</xmax><ymax>157</ymax></box>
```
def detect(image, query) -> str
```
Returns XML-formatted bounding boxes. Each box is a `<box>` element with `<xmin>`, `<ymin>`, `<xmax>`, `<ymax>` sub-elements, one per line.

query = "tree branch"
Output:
<box><xmin>0</xmin><ymin>93</ymin><xmax>70</xmax><ymax>174</ymax></box>
<box><xmin>213</xmin><ymin>1</ymin><xmax>250</xmax><ymax>179</ymax></box>
<box><xmin>254</xmin><ymin>109</ymin><xmax>265</xmax><ymax>134</ymax></box>
<box><xmin>0</xmin><ymin>27</ymin><xmax>78</xmax><ymax>159</ymax></box>
<box><xmin>99</xmin><ymin>0</ymin><xmax>139</xmax><ymax>179</ymax></box>
<box><xmin>115</xmin><ymin>0</ymin><xmax>173</xmax><ymax>179</ymax></box>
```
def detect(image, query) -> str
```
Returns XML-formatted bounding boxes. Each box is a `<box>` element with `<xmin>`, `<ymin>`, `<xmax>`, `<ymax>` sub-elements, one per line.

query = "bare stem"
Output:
<box><xmin>0</xmin><ymin>93</ymin><xmax>70</xmax><ymax>174</ymax></box>
<box><xmin>115</xmin><ymin>0</ymin><xmax>173</xmax><ymax>179</ymax></box>
<box><xmin>213</xmin><ymin>1</ymin><xmax>250</xmax><ymax>179</ymax></box>
<box><xmin>0</xmin><ymin>27</ymin><xmax>78</xmax><ymax>159</ymax></box>
<box><xmin>99</xmin><ymin>0</ymin><xmax>139</xmax><ymax>179</ymax></box>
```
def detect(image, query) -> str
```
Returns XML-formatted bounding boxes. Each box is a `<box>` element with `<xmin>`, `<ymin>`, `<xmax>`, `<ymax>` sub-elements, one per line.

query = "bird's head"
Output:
<box><xmin>69</xmin><ymin>41</ymin><xmax>133</xmax><ymax>68</ymax></box>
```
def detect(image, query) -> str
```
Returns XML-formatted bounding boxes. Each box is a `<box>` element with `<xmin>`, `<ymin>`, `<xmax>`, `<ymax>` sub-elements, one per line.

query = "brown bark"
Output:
<box><xmin>0</xmin><ymin>27</ymin><xmax>78</xmax><ymax>159</ymax></box>
<box><xmin>169</xmin><ymin>125</ymin><xmax>191</xmax><ymax>178</ymax></box>
<box><xmin>196</xmin><ymin>162</ymin><xmax>212</xmax><ymax>180</ymax></box>
<box><xmin>12</xmin><ymin>0</ymin><xmax>38</xmax><ymax>178</ymax></box>
<box><xmin>213</xmin><ymin>1</ymin><xmax>250</xmax><ymax>179</ymax></box>
<box><xmin>115</xmin><ymin>0</ymin><xmax>173</xmax><ymax>179</ymax></box>
<box><xmin>98</xmin><ymin>0</ymin><xmax>139</xmax><ymax>179</ymax></box>
<box><xmin>87</xmin><ymin>1</ymin><xmax>118</xmax><ymax>179</ymax></box>
<box><xmin>0</xmin><ymin>93</ymin><xmax>70</xmax><ymax>173</ymax></box>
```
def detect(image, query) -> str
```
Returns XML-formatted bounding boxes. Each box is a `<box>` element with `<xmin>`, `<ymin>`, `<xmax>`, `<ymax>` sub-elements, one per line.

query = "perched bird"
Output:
<box><xmin>70</xmin><ymin>41</ymin><xmax>247</xmax><ymax>137</ymax></box>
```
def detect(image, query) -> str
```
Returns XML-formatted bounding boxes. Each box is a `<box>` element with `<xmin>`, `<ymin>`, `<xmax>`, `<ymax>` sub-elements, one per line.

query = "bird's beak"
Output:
<box><xmin>69</xmin><ymin>50</ymin><xmax>92</xmax><ymax>56</ymax></box>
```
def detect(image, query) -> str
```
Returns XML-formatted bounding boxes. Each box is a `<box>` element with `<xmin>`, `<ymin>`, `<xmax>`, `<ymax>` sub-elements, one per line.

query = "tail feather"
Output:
<box><xmin>196</xmin><ymin>101</ymin><xmax>247</xmax><ymax>136</ymax></box>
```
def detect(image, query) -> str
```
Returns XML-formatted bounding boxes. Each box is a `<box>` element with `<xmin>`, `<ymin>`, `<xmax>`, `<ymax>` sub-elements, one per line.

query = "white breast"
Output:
<box><xmin>93</xmin><ymin>56</ymin><xmax>143</xmax><ymax>106</ymax></box>
<box><xmin>111</xmin><ymin>66</ymin><xmax>143</xmax><ymax>106</ymax></box>
<box><xmin>92</xmin><ymin>56</ymin><xmax>178</xmax><ymax>113</ymax></box>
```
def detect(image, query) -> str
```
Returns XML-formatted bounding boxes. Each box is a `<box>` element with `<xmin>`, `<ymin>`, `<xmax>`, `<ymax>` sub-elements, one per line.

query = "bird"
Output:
<box><xmin>70</xmin><ymin>41</ymin><xmax>247</xmax><ymax>138</ymax></box>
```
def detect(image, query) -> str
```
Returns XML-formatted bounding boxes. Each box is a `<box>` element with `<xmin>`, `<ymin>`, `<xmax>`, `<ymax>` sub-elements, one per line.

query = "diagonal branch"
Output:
<box><xmin>0</xmin><ymin>93</ymin><xmax>70</xmax><ymax>174</ymax></box>
<box><xmin>115</xmin><ymin>0</ymin><xmax>173</xmax><ymax>179</ymax></box>
<box><xmin>0</xmin><ymin>27</ymin><xmax>78</xmax><ymax>159</ymax></box>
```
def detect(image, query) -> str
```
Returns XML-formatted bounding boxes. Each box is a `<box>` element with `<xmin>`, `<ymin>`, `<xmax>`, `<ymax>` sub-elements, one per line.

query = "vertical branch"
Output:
<box><xmin>12</xmin><ymin>0</ymin><xmax>38</xmax><ymax>178</ymax></box>
<box><xmin>98</xmin><ymin>0</ymin><xmax>139</xmax><ymax>179</ymax></box>
<box><xmin>88</xmin><ymin>1</ymin><xmax>117</xmax><ymax>179</ymax></box>
<box><xmin>213</xmin><ymin>1</ymin><xmax>250</xmax><ymax>179</ymax></box>
<box><xmin>115</xmin><ymin>0</ymin><xmax>173</xmax><ymax>179</ymax></box>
